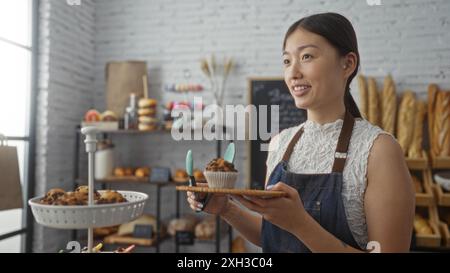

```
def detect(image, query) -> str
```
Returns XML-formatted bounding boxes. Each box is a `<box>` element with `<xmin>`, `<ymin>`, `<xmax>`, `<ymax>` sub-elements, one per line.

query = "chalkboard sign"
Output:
<box><xmin>150</xmin><ymin>167</ymin><xmax>171</xmax><ymax>183</ymax></box>
<box><xmin>175</xmin><ymin>231</ymin><xmax>194</xmax><ymax>245</ymax></box>
<box><xmin>133</xmin><ymin>224</ymin><xmax>153</xmax><ymax>239</ymax></box>
<box><xmin>248</xmin><ymin>78</ymin><xmax>307</xmax><ymax>190</ymax></box>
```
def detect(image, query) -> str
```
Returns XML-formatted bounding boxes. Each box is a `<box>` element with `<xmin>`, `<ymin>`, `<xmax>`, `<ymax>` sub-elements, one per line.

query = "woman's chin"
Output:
<box><xmin>293</xmin><ymin>99</ymin><xmax>311</xmax><ymax>109</ymax></box>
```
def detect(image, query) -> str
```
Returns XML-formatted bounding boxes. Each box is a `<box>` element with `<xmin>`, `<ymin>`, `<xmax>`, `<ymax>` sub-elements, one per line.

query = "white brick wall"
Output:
<box><xmin>35</xmin><ymin>0</ymin><xmax>450</xmax><ymax>252</ymax></box>
<box><xmin>34</xmin><ymin>0</ymin><xmax>95</xmax><ymax>253</ymax></box>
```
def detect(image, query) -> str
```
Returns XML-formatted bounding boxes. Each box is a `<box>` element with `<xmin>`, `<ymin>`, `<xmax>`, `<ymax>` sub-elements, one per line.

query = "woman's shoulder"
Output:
<box><xmin>267</xmin><ymin>123</ymin><xmax>305</xmax><ymax>152</ymax></box>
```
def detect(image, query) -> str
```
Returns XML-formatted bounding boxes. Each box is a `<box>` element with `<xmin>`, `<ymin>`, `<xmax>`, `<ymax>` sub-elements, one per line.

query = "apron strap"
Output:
<box><xmin>281</xmin><ymin>126</ymin><xmax>304</xmax><ymax>162</ymax></box>
<box><xmin>331</xmin><ymin>111</ymin><xmax>355</xmax><ymax>173</ymax></box>
<box><xmin>281</xmin><ymin>111</ymin><xmax>355</xmax><ymax>173</ymax></box>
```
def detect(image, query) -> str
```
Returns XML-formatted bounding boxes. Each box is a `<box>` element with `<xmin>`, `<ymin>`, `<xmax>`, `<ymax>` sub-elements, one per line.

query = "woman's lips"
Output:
<box><xmin>291</xmin><ymin>85</ymin><xmax>311</xmax><ymax>97</ymax></box>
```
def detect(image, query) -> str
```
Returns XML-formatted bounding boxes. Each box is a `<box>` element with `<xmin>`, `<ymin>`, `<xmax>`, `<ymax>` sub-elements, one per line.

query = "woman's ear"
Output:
<box><xmin>341</xmin><ymin>52</ymin><xmax>358</xmax><ymax>78</ymax></box>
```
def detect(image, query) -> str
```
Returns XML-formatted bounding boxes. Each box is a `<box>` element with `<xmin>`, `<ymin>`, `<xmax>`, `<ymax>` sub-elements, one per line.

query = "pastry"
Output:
<box><xmin>100</xmin><ymin>110</ymin><xmax>118</xmax><ymax>122</ymax></box>
<box><xmin>124</xmin><ymin>167</ymin><xmax>134</xmax><ymax>176</ymax></box>
<box><xmin>381</xmin><ymin>75</ymin><xmax>397</xmax><ymax>135</ymax></box>
<box><xmin>97</xmin><ymin>190</ymin><xmax>127</xmax><ymax>204</ymax></box>
<box><xmin>204</xmin><ymin>158</ymin><xmax>239</xmax><ymax>189</ymax></box>
<box><xmin>414</xmin><ymin>214</ymin><xmax>433</xmax><ymax>235</ymax></box>
<box><xmin>193</xmin><ymin>169</ymin><xmax>205</xmax><ymax>182</ymax></box>
<box><xmin>74</xmin><ymin>185</ymin><xmax>101</xmax><ymax>201</ymax></box>
<box><xmin>408</xmin><ymin>101</ymin><xmax>426</xmax><ymax>158</ymax></box>
<box><xmin>138</xmin><ymin>98</ymin><xmax>157</xmax><ymax>108</ymax></box>
<box><xmin>174</xmin><ymin>169</ymin><xmax>188</xmax><ymax>182</ymax></box>
<box><xmin>205</xmin><ymin>158</ymin><xmax>237</xmax><ymax>172</ymax></box>
<box><xmin>135</xmin><ymin>167</ymin><xmax>150</xmax><ymax>178</ymax></box>
<box><xmin>138</xmin><ymin>108</ymin><xmax>156</xmax><ymax>116</ymax></box>
<box><xmin>367</xmin><ymin>77</ymin><xmax>380</xmax><ymax>126</ymax></box>
<box><xmin>114</xmin><ymin>167</ymin><xmax>125</xmax><ymax>177</ymax></box>
<box><xmin>40</xmin><ymin>188</ymin><xmax>65</xmax><ymax>205</ymax></box>
<box><xmin>138</xmin><ymin>123</ymin><xmax>158</xmax><ymax>131</ymax></box>
<box><xmin>168</xmin><ymin>215</ymin><xmax>198</xmax><ymax>236</ymax></box>
<box><xmin>357</xmin><ymin>75</ymin><xmax>368</xmax><ymax>120</ymax></box>
<box><xmin>84</xmin><ymin>109</ymin><xmax>101</xmax><ymax>122</ymax></box>
<box><xmin>118</xmin><ymin>214</ymin><xmax>164</xmax><ymax>236</ymax></box>
<box><xmin>195</xmin><ymin>217</ymin><xmax>215</xmax><ymax>240</ymax></box>
<box><xmin>397</xmin><ymin>91</ymin><xmax>416</xmax><ymax>155</ymax></box>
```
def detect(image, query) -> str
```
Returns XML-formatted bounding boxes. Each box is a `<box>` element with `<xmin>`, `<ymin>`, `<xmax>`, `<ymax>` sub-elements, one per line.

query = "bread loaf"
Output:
<box><xmin>381</xmin><ymin>75</ymin><xmax>397</xmax><ymax>134</ymax></box>
<box><xmin>368</xmin><ymin>77</ymin><xmax>380</xmax><ymax>126</ymax></box>
<box><xmin>408</xmin><ymin>101</ymin><xmax>426</xmax><ymax>158</ymax></box>
<box><xmin>397</xmin><ymin>91</ymin><xmax>416</xmax><ymax>155</ymax></box>
<box><xmin>427</xmin><ymin>84</ymin><xmax>438</xmax><ymax>155</ymax></box>
<box><xmin>357</xmin><ymin>75</ymin><xmax>368</xmax><ymax>119</ymax></box>
<box><xmin>433</xmin><ymin>91</ymin><xmax>445</xmax><ymax>156</ymax></box>
<box><xmin>438</xmin><ymin>92</ymin><xmax>450</xmax><ymax>156</ymax></box>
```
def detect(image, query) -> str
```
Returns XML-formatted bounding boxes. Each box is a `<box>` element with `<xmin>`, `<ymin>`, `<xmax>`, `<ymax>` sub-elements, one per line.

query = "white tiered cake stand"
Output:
<box><xmin>29</xmin><ymin>127</ymin><xmax>148</xmax><ymax>253</ymax></box>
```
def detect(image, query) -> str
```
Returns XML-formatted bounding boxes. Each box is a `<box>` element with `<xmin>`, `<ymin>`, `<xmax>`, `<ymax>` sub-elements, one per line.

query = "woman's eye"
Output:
<box><xmin>302</xmin><ymin>54</ymin><xmax>313</xmax><ymax>61</ymax></box>
<box><xmin>283</xmin><ymin>59</ymin><xmax>290</xmax><ymax>65</ymax></box>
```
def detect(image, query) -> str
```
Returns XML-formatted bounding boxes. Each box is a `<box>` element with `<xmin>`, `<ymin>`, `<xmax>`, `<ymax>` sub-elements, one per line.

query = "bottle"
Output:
<box><xmin>124</xmin><ymin>93</ymin><xmax>138</xmax><ymax>130</ymax></box>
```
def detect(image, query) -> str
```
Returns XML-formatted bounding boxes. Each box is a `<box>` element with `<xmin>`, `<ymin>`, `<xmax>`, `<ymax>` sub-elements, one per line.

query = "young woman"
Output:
<box><xmin>187</xmin><ymin>12</ymin><xmax>415</xmax><ymax>253</ymax></box>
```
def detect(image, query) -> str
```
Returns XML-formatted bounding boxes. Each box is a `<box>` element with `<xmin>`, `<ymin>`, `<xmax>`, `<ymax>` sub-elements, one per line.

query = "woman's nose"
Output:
<box><xmin>286</xmin><ymin>60</ymin><xmax>303</xmax><ymax>80</ymax></box>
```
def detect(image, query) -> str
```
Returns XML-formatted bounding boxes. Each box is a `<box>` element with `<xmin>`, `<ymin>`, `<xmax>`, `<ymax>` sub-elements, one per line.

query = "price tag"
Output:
<box><xmin>175</xmin><ymin>231</ymin><xmax>194</xmax><ymax>245</ymax></box>
<box><xmin>133</xmin><ymin>224</ymin><xmax>153</xmax><ymax>239</ymax></box>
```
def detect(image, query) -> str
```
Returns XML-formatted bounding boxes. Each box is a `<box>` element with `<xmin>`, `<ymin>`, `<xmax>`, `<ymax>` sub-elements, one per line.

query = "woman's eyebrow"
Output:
<box><xmin>282</xmin><ymin>44</ymin><xmax>319</xmax><ymax>56</ymax></box>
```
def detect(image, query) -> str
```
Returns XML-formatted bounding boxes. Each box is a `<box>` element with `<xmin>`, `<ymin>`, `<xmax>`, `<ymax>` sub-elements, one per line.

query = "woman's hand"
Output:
<box><xmin>186</xmin><ymin>183</ymin><xmax>230</xmax><ymax>215</ymax></box>
<box><xmin>232</xmin><ymin>182</ymin><xmax>307</xmax><ymax>234</ymax></box>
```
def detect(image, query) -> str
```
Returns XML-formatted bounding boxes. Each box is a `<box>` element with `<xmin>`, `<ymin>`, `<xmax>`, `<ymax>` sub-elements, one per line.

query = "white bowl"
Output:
<box><xmin>28</xmin><ymin>191</ymin><xmax>148</xmax><ymax>229</ymax></box>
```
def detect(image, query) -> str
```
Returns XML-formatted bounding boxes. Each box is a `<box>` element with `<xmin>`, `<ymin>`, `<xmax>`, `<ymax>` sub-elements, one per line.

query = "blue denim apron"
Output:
<box><xmin>261</xmin><ymin>111</ymin><xmax>361</xmax><ymax>252</ymax></box>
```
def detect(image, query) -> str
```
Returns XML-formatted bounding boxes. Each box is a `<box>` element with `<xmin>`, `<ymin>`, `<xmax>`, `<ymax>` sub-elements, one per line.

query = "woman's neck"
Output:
<box><xmin>307</xmin><ymin>103</ymin><xmax>346</xmax><ymax>125</ymax></box>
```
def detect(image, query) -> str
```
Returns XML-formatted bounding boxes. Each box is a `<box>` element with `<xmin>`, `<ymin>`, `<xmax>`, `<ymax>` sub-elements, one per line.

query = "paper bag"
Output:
<box><xmin>105</xmin><ymin>61</ymin><xmax>148</xmax><ymax>117</ymax></box>
<box><xmin>0</xmin><ymin>143</ymin><xmax>23</xmax><ymax>211</ymax></box>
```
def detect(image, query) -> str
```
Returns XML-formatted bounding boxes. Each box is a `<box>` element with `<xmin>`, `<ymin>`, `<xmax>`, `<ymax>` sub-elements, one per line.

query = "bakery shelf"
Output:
<box><xmin>414</xmin><ymin>170</ymin><xmax>435</xmax><ymax>206</ymax></box>
<box><xmin>432</xmin><ymin>181</ymin><xmax>450</xmax><ymax>206</ymax></box>
<box><xmin>439</xmin><ymin>221</ymin><xmax>450</xmax><ymax>247</ymax></box>
<box><xmin>103</xmin><ymin>233</ymin><xmax>169</xmax><ymax>247</ymax></box>
<box><xmin>414</xmin><ymin>205</ymin><xmax>442</xmax><ymax>248</ymax></box>
<box><xmin>406</xmin><ymin>151</ymin><xmax>429</xmax><ymax>170</ymax></box>
<box><xmin>415</xmin><ymin>221</ymin><xmax>441</xmax><ymax>248</ymax></box>
<box><xmin>431</xmin><ymin>155</ymin><xmax>450</xmax><ymax>169</ymax></box>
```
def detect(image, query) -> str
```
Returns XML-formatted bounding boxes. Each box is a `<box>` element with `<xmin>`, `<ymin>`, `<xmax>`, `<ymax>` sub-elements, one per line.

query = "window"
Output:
<box><xmin>0</xmin><ymin>0</ymin><xmax>36</xmax><ymax>253</ymax></box>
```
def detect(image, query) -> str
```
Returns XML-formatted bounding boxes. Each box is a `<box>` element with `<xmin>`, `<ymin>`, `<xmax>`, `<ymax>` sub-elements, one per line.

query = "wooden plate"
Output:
<box><xmin>176</xmin><ymin>186</ymin><xmax>287</xmax><ymax>198</ymax></box>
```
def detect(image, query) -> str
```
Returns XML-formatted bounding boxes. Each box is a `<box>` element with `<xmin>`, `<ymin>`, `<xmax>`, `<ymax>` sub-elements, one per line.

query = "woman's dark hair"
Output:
<box><xmin>283</xmin><ymin>12</ymin><xmax>362</xmax><ymax>118</ymax></box>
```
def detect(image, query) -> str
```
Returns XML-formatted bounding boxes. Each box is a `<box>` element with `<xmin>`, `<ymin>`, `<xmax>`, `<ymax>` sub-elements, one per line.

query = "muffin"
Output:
<box><xmin>204</xmin><ymin>158</ymin><xmax>238</xmax><ymax>189</ymax></box>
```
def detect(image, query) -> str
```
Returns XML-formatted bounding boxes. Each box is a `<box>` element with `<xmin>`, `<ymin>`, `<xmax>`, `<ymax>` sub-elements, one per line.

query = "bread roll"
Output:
<box><xmin>408</xmin><ymin>101</ymin><xmax>426</xmax><ymax>158</ymax></box>
<box><xmin>367</xmin><ymin>77</ymin><xmax>381</xmax><ymax>126</ymax></box>
<box><xmin>397</xmin><ymin>91</ymin><xmax>416</xmax><ymax>155</ymax></box>
<box><xmin>439</xmin><ymin>92</ymin><xmax>450</xmax><ymax>156</ymax></box>
<box><xmin>357</xmin><ymin>75</ymin><xmax>368</xmax><ymax>119</ymax></box>
<box><xmin>381</xmin><ymin>75</ymin><xmax>397</xmax><ymax>134</ymax></box>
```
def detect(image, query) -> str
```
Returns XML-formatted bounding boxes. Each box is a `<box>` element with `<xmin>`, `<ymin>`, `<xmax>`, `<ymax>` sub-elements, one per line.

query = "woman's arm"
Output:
<box><xmin>220</xmin><ymin>200</ymin><xmax>263</xmax><ymax>247</ymax></box>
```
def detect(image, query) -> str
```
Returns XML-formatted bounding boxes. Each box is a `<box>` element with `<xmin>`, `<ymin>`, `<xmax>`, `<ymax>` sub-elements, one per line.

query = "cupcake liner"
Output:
<box><xmin>203</xmin><ymin>171</ymin><xmax>238</xmax><ymax>189</ymax></box>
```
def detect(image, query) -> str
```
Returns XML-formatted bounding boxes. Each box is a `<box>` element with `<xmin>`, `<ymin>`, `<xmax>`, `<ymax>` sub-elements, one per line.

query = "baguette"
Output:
<box><xmin>397</xmin><ymin>91</ymin><xmax>416</xmax><ymax>155</ymax></box>
<box><xmin>367</xmin><ymin>77</ymin><xmax>380</xmax><ymax>126</ymax></box>
<box><xmin>439</xmin><ymin>92</ymin><xmax>450</xmax><ymax>156</ymax></box>
<box><xmin>427</xmin><ymin>84</ymin><xmax>438</xmax><ymax>157</ymax></box>
<box><xmin>357</xmin><ymin>75</ymin><xmax>368</xmax><ymax>119</ymax></box>
<box><xmin>381</xmin><ymin>75</ymin><xmax>397</xmax><ymax>135</ymax></box>
<box><xmin>433</xmin><ymin>91</ymin><xmax>444</xmax><ymax>156</ymax></box>
<box><xmin>408</xmin><ymin>101</ymin><xmax>426</xmax><ymax>158</ymax></box>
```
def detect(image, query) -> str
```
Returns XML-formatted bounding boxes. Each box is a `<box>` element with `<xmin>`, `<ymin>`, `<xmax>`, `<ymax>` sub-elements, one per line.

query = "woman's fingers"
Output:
<box><xmin>232</xmin><ymin>195</ymin><xmax>265</xmax><ymax>214</ymax></box>
<box><xmin>187</xmin><ymin>195</ymin><xmax>204</xmax><ymax>212</ymax></box>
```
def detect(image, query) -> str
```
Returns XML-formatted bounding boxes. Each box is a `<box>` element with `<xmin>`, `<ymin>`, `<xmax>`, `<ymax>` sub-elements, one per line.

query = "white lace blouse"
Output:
<box><xmin>266</xmin><ymin>118</ymin><xmax>390</xmax><ymax>249</ymax></box>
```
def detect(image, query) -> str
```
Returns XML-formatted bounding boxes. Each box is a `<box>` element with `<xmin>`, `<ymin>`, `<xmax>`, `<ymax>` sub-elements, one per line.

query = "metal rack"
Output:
<box><xmin>72</xmin><ymin>125</ymin><xmax>233</xmax><ymax>253</ymax></box>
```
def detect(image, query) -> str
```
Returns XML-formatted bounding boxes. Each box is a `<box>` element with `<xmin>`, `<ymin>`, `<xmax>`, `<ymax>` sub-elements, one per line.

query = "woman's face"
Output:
<box><xmin>283</xmin><ymin>28</ymin><xmax>348</xmax><ymax>110</ymax></box>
